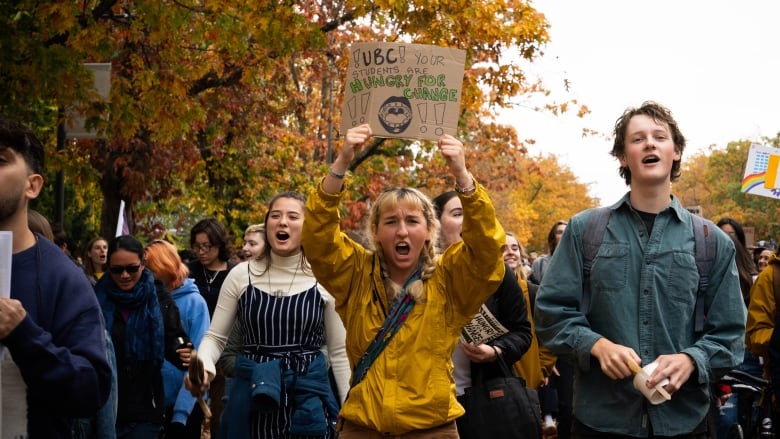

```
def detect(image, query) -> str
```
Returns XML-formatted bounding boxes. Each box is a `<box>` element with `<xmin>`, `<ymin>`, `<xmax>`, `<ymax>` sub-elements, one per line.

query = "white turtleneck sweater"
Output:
<box><xmin>197</xmin><ymin>252</ymin><xmax>350</xmax><ymax>402</ymax></box>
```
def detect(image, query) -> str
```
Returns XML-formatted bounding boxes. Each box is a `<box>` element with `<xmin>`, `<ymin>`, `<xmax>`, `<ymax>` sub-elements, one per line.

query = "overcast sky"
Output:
<box><xmin>499</xmin><ymin>0</ymin><xmax>780</xmax><ymax>206</ymax></box>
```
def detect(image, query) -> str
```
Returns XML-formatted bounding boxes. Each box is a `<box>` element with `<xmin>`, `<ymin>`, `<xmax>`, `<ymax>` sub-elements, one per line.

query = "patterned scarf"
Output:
<box><xmin>96</xmin><ymin>269</ymin><xmax>165</xmax><ymax>368</ymax></box>
<box><xmin>350</xmin><ymin>266</ymin><xmax>421</xmax><ymax>388</ymax></box>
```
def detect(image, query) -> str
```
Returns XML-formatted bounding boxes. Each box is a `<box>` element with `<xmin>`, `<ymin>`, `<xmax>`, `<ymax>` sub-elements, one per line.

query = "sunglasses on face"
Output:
<box><xmin>109</xmin><ymin>264</ymin><xmax>142</xmax><ymax>275</ymax></box>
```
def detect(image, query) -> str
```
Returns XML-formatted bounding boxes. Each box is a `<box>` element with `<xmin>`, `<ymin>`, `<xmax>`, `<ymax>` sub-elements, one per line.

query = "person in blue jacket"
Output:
<box><xmin>0</xmin><ymin>116</ymin><xmax>112</xmax><ymax>438</ymax></box>
<box><xmin>144</xmin><ymin>239</ymin><xmax>210</xmax><ymax>439</ymax></box>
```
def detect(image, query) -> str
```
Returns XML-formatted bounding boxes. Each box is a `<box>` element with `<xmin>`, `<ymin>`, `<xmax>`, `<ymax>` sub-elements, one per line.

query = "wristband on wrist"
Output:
<box><xmin>454</xmin><ymin>174</ymin><xmax>476</xmax><ymax>194</ymax></box>
<box><xmin>328</xmin><ymin>167</ymin><xmax>346</xmax><ymax>179</ymax></box>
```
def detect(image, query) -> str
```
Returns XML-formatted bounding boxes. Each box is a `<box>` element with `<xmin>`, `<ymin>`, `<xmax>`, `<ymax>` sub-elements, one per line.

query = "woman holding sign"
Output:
<box><xmin>301</xmin><ymin>123</ymin><xmax>506</xmax><ymax>437</ymax></box>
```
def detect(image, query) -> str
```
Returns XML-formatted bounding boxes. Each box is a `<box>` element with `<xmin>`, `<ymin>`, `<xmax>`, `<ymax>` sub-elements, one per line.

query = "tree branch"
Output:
<box><xmin>188</xmin><ymin>65</ymin><xmax>244</xmax><ymax>96</ymax></box>
<box><xmin>320</xmin><ymin>10</ymin><xmax>355</xmax><ymax>33</ymax></box>
<box><xmin>349</xmin><ymin>137</ymin><xmax>386</xmax><ymax>170</ymax></box>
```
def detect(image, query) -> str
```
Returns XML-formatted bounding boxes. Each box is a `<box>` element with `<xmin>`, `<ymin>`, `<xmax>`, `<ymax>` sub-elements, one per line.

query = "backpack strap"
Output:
<box><xmin>581</xmin><ymin>207</ymin><xmax>611</xmax><ymax>314</ymax></box>
<box><xmin>692</xmin><ymin>215</ymin><xmax>716</xmax><ymax>334</ymax></box>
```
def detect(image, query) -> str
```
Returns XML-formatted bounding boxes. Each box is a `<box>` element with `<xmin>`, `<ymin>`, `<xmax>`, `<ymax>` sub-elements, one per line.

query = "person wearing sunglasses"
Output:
<box><xmin>94</xmin><ymin>235</ymin><xmax>192</xmax><ymax>438</ymax></box>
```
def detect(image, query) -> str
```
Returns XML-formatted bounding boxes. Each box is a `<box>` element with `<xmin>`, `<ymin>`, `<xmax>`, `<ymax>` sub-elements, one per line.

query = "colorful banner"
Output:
<box><xmin>741</xmin><ymin>144</ymin><xmax>780</xmax><ymax>200</ymax></box>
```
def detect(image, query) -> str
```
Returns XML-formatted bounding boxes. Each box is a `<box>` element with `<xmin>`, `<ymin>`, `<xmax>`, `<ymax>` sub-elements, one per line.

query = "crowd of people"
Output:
<box><xmin>3</xmin><ymin>98</ymin><xmax>780</xmax><ymax>439</ymax></box>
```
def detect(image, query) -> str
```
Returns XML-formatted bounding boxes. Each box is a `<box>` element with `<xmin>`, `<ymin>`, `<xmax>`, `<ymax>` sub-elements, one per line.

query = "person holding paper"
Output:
<box><xmin>300</xmin><ymin>123</ymin><xmax>506</xmax><ymax>437</ymax></box>
<box><xmin>534</xmin><ymin>102</ymin><xmax>745</xmax><ymax>438</ymax></box>
<box><xmin>432</xmin><ymin>190</ymin><xmax>533</xmax><ymax>438</ymax></box>
<box><xmin>0</xmin><ymin>116</ymin><xmax>112</xmax><ymax>438</ymax></box>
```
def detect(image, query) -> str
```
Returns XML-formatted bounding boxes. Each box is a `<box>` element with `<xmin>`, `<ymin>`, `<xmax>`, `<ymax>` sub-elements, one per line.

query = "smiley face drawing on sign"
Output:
<box><xmin>377</xmin><ymin>96</ymin><xmax>413</xmax><ymax>134</ymax></box>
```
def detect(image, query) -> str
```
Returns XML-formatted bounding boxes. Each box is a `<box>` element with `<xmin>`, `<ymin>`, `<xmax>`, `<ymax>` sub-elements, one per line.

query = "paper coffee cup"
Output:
<box><xmin>632</xmin><ymin>361</ymin><xmax>671</xmax><ymax>405</ymax></box>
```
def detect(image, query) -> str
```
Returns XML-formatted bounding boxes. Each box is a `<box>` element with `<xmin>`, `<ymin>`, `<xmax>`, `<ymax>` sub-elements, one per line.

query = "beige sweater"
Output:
<box><xmin>197</xmin><ymin>252</ymin><xmax>350</xmax><ymax>403</ymax></box>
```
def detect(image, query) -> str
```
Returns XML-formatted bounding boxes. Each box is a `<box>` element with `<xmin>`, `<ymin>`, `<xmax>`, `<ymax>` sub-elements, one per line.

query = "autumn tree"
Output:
<box><xmin>0</xmin><ymin>0</ymin><xmax>591</xmax><ymax>247</ymax></box>
<box><xmin>504</xmin><ymin>153</ymin><xmax>597</xmax><ymax>252</ymax></box>
<box><xmin>673</xmin><ymin>150</ymin><xmax>711</xmax><ymax>209</ymax></box>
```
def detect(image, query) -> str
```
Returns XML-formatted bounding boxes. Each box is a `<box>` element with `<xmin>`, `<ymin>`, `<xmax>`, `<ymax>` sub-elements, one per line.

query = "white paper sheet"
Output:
<box><xmin>0</xmin><ymin>231</ymin><xmax>11</xmax><ymax>299</ymax></box>
<box><xmin>0</xmin><ymin>233</ymin><xmax>25</xmax><ymax>436</ymax></box>
<box><xmin>1</xmin><ymin>348</ymin><xmax>27</xmax><ymax>438</ymax></box>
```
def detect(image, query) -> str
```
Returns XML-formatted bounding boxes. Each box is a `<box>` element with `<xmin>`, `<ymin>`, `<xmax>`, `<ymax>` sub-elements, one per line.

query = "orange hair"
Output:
<box><xmin>144</xmin><ymin>239</ymin><xmax>189</xmax><ymax>291</ymax></box>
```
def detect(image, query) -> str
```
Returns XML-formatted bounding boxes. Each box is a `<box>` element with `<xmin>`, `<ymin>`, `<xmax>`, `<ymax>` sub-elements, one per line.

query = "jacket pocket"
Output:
<box><xmin>591</xmin><ymin>243</ymin><xmax>629</xmax><ymax>293</ymax></box>
<box><xmin>666</xmin><ymin>252</ymin><xmax>698</xmax><ymax>305</ymax></box>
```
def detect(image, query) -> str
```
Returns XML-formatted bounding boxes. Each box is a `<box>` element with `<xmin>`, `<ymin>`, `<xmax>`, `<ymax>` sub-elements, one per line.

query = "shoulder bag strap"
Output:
<box><xmin>350</xmin><ymin>269</ymin><xmax>420</xmax><ymax>388</ymax></box>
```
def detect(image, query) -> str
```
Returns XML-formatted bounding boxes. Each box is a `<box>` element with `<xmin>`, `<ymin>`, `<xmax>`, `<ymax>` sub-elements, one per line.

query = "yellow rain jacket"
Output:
<box><xmin>302</xmin><ymin>181</ymin><xmax>505</xmax><ymax>435</ymax></box>
<box><xmin>747</xmin><ymin>254</ymin><xmax>780</xmax><ymax>357</ymax></box>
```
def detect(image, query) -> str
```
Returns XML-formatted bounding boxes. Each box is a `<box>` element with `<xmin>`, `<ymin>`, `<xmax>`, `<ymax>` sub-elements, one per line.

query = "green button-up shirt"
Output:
<box><xmin>535</xmin><ymin>194</ymin><xmax>745</xmax><ymax>437</ymax></box>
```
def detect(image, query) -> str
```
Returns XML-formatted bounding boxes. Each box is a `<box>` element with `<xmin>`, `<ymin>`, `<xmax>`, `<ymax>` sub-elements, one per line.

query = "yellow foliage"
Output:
<box><xmin>505</xmin><ymin>154</ymin><xmax>597</xmax><ymax>252</ymax></box>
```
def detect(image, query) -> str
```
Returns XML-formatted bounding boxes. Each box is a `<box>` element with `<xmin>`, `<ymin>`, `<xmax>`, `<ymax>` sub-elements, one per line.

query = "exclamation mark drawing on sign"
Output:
<box><xmin>359</xmin><ymin>92</ymin><xmax>370</xmax><ymax>124</ymax></box>
<box><xmin>416</xmin><ymin>102</ymin><xmax>428</xmax><ymax>134</ymax></box>
<box><xmin>347</xmin><ymin>92</ymin><xmax>372</xmax><ymax>127</ymax></box>
<box><xmin>434</xmin><ymin>103</ymin><xmax>446</xmax><ymax>136</ymax></box>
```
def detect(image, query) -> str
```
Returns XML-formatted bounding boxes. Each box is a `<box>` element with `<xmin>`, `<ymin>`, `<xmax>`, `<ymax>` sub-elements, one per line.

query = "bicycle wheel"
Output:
<box><xmin>726</xmin><ymin>422</ymin><xmax>744</xmax><ymax>439</ymax></box>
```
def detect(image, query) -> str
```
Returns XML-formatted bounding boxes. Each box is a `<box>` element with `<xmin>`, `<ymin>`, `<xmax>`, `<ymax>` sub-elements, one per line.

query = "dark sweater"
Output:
<box><xmin>6</xmin><ymin>236</ymin><xmax>112</xmax><ymax>438</ymax></box>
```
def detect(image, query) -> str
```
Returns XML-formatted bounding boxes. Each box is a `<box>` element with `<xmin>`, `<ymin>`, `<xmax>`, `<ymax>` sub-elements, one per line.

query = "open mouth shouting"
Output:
<box><xmin>396</xmin><ymin>242</ymin><xmax>411</xmax><ymax>256</ymax></box>
<box><xmin>276</xmin><ymin>231</ymin><xmax>290</xmax><ymax>244</ymax></box>
<box><xmin>642</xmin><ymin>155</ymin><xmax>660</xmax><ymax>164</ymax></box>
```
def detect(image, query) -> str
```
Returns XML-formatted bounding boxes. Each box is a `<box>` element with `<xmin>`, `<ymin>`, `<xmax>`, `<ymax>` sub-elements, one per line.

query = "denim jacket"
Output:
<box><xmin>535</xmin><ymin>194</ymin><xmax>745</xmax><ymax>437</ymax></box>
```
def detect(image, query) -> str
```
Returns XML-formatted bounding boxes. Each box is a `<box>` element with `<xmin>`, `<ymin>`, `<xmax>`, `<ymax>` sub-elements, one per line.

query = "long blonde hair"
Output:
<box><xmin>366</xmin><ymin>187</ymin><xmax>439</xmax><ymax>302</ymax></box>
<box><xmin>506</xmin><ymin>232</ymin><xmax>528</xmax><ymax>281</ymax></box>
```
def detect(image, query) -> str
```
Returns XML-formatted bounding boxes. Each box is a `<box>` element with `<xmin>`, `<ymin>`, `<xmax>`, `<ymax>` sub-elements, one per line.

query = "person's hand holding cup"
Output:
<box><xmin>631</xmin><ymin>360</ymin><xmax>671</xmax><ymax>405</ymax></box>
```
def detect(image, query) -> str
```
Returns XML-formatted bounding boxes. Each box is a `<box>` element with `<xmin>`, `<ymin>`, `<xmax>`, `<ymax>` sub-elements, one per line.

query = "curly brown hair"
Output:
<box><xmin>611</xmin><ymin>101</ymin><xmax>686</xmax><ymax>185</ymax></box>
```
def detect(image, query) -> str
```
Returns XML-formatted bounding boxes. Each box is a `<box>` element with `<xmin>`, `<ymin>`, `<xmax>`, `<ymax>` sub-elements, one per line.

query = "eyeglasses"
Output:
<box><xmin>109</xmin><ymin>264</ymin><xmax>142</xmax><ymax>275</ymax></box>
<box><xmin>191</xmin><ymin>243</ymin><xmax>213</xmax><ymax>253</ymax></box>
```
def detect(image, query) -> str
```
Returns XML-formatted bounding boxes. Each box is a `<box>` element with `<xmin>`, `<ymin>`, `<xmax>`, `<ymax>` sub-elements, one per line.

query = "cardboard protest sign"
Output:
<box><xmin>741</xmin><ymin>143</ymin><xmax>780</xmax><ymax>200</ymax></box>
<box><xmin>341</xmin><ymin>42</ymin><xmax>466</xmax><ymax>142</ymax></box>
